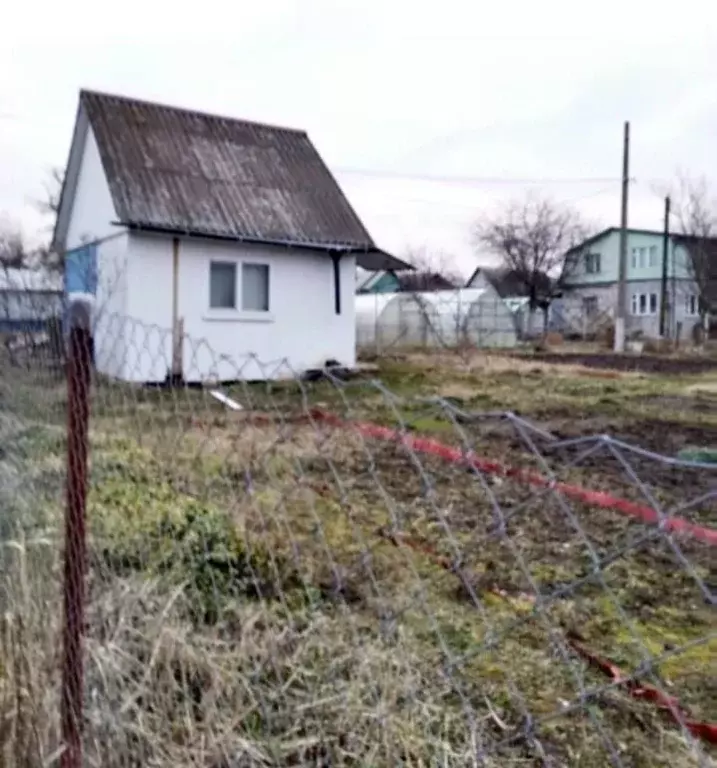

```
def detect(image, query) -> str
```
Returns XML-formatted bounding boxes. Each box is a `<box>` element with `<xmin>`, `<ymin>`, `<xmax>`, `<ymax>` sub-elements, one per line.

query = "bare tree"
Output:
<box><xmin>36</xmin><ymin>167</ymin><xmax>64</xmax><ymax>218</ymax></box>
<box><xmin>473</xmin><ymin>194</ymin><xmax>589</xmax><ymax>313</ymax></box>
<box><xmin>670</xmin><ymin>174</ymin><xmax>717</xmax><ymax>334</ymax></box>
<box><xmin>399</xmin><ymin>245</ymin><xmax>462</xmax><ymax>291</ymax></box>
<box><xmin>0</xmin><ymin>219</ymin><xmax>30</xmax><ymax>269</ymax></box>
<box><xmin>32</xmin><ymin>167</ymin><xmax>65</xmax><ymax>271</ymax></box>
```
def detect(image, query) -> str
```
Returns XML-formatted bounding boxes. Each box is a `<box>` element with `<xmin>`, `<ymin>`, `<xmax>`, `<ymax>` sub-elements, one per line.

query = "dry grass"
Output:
<box><xmin>0</xmin><ymin>357</ymin><xmax>715</xmax><ymax>767</ymax></box>
<box><xmin>402</xmin><ymin>350</ymin><xmax>639</xmax><ymax>380</ymax></box>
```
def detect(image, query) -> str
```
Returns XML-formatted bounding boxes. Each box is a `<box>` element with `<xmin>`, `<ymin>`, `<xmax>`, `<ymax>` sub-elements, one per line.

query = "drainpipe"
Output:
<box><xmin>171</xmin><ymin>237</ymin><xmax>182</xmax><ymax>383</ymax></box>
<box><xmin>331</xmin><ymin>253</ymin><xmax>341</xmax><ymax>314</ymax></box>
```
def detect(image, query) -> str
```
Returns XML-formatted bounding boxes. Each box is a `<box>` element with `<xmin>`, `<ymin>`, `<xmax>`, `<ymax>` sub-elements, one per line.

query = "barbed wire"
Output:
<box><xmin>0</xmin><ymin>307</ymin><xmax>714</xmax><ymax>766</ymax></box>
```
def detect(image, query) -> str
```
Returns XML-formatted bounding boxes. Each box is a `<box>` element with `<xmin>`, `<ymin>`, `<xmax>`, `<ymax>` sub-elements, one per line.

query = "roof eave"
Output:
<box><xmin>118</xmin><ymin>221</ymin><xmax>412</xmax><ymax>269</ymax></box>
<box><xmin>52</xmin><ymin>99</ymin><xmax>88</xmax><ymax>253</ymax></box>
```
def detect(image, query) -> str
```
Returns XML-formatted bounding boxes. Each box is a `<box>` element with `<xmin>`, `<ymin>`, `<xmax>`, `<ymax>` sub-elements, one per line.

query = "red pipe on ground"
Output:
<box><xmin>310</xmin><ymin>409</ymin><xmax>717</xmax><ymax>547</ymax></box>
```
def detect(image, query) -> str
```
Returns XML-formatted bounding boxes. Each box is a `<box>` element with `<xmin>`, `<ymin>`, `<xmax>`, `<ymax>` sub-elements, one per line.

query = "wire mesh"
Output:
<box><xmin>0</xmin><ymin>308</ymin><xmax>715</xmax><ymax>767</ymax></box>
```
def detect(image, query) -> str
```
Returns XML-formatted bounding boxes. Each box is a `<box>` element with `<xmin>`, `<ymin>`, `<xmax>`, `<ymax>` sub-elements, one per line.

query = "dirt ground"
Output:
<box><xmin>86</xmin><ymin>351</ymin><xmax>717</xmax><ymax>766</ymax></box>
<box><xmin>519</xmin><ymin>352</ymin><xmax>717</xmax><ymax>375</ymax></box>
<box><xmin>87</xmin><ymin>402</ymin><xmax>713</xmax><ymax>766</ymax></box>
<box><xmin>3</xmin><ymin>352</ymin><xmax>715</xmax><ymax>766</ymax></box>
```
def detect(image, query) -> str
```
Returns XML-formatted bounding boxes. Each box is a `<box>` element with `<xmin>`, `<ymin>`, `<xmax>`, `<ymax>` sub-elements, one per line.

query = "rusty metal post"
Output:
<box><xmin>60</xmin><ymin>298</ymin><xmax>93</xmax><ymax>768</ymax></box>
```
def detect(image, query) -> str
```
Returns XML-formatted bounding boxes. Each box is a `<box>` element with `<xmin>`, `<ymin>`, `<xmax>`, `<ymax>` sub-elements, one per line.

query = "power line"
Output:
<box><xmin>335</xmin><ymin>166</ymin><xmax>623</xmax><ymax>185</ymax></box>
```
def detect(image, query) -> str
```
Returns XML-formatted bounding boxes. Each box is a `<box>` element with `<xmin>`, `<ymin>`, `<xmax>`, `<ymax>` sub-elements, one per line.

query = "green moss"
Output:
<box><xmin>90</xmin><ymin>442</ymin><xmax>301</xmax><ymax>623</ymax></box>
<box><xmin>408</xmin><ymin>416</ymin><xmax>455</xmax><ymax>434</ymax></box>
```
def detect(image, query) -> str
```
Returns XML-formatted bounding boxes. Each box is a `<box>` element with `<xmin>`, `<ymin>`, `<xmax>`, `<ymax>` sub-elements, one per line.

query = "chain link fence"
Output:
<box><xmin>0</xmin><ymin>301</ymin><xmax>715</xmax><ymax>767</ymax></box>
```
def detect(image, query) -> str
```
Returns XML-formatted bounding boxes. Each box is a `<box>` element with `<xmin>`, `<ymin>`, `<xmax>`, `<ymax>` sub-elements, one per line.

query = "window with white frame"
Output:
<box><xmin>209</xmin><ymin>262</ymin><xmax>237</xmax><ymax>309</ymax></box>
<box><xmin>583</xmin><ymin>295</ymin><xmax>599</xmax><ymax>316</ymax></box>
<box><xmin>584</xmin><ymin>252</ymin><xmax>601</xmax><ymax>274</ymax></box>
<box><xmin>685</xmin><ymin>294</ymin><xmax>699</xmax><ymax>316</ymax></box>
<box><xmin>242</xmin><ymin>263</ymin><xmax>270</xmax><ymax>311</ymax></box>
<box><xmin>630</xmin><ymin>292</ymin><xmax>658</xmax><ymax>316</ymax></box>
<box><xmin>631</xmin><ymin>247</ymin><xmax>655</xmax><ymax>269</ymax></box>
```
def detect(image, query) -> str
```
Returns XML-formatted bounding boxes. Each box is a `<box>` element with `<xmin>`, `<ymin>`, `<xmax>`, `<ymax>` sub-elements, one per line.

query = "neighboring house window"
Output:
<box><xmin>648</xmin><ymin>245</ymin><xmax>658</xmax><ymax>267</ymax></box>
<box><xmin>630</xmin><ymin>292</ymin><xmax>658</xmax><ymax>316</ymax></box>
<box><xmin>631</xmin><ymin>246</ymin><xmax>648</xmax><ymax>269</ymax></box>
<box><xmin>584</xmin><ymin>253</ymin><xmax>601</xmax><ymax>274</ymax></box>
<box><xmin>209</xmin><ymin>262</ymin><xmax>237</xmax><ymax>309</ymax></box>
<box><xmin>242</xmin><ymin>263</ymin><xmax>270</xmax><ymax>311</ymax></box>
<box><xmin>583</xmin><ymin>296</ymin><xmax>599</xmax><ymax>316</ymax></box>
<box><xmin>685</xmin><ymin>294</ymin><xmax>699</xmax><ymax>316</ymax></box>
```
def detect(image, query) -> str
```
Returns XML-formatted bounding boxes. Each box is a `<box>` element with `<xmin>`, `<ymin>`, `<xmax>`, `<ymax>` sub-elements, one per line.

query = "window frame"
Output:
<box><xmin>584</xmin><ymin>252</ymin><xmax>601</xmax><ymax>274</ymax></box>
<box><xmin>205</xmin><ymin>256</ymin><xmax>274</xmax><ymax>322</ymax></box>
<box><xmin>208</xmin><ymin>260</ymin><xmax>237</xmax><ymax>310</ymax></box>
<box><xmin>583</xmin><ymin>295</ymin><xmax>599</xmax><ymax>316</ymax></box>
<box><xmin>241</xmin><ymin>262</ymin><xmax>270</xmax><ymax>313</ymax></box>
<box><xmin>630</xmin><ymin>291</ymin><xmax>659</xmax><ymax>316</ymax></box>
<box><xmin>685</xmin><ymin>293</ymin><xmax>699</xmax><ymax>317</ymax></box>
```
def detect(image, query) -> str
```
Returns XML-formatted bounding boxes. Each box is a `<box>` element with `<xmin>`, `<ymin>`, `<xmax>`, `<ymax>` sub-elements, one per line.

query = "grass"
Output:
<box><xmin>0</xmin><ymin>350</ymin><xmax>715</xmax><ymax>766</ymax></box>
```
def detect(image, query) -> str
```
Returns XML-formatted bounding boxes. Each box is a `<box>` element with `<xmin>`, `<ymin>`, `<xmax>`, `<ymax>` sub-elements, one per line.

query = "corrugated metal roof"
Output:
<box><xmin>0</xmin><ymin>268</ymin><xmax>63</xmax><ymax>292</ymax></box>
<box><xmin>80</xmin><ymin>90</ymin><xmax>383</xmax><ymax>253</ymax></box>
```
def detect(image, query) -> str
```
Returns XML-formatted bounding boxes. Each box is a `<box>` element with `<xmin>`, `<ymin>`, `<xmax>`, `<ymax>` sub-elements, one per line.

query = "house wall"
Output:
<box><xmin>561</xmin><ymin>230</ymin><xmax>701</xmax><ymax>339</ymax></box>
<box><xmin>94</xmin><ymin>234</ymin><xmax>131</xmax><ymax>378</ymax></box>
<box><xmin>566</xmin><ymin>279</ymin><xmax>700</xmax><ymax>340</ymax></box>
<box><xmin>65</xmin><ymin>125</ymin><xmax>120</xmax><ymax>251</ymax></box>
<box><xmin>123</xmin><ymin>233</ymin><xmax>356</xmax><ymax>382</ymax></box>
<box><xmin>564</xmin><ymin>230</ymin><xmax>693</xmax><ymax>287</ymax></box>
<box><xmin>465</xmin><ymin>271</ymin><xmax>491</xmax><ymax>291</ymax></box>
<box><xmin>61</xmin><ymin>122</ymin><xmax>131</xmax><ymax>375</ymax></box>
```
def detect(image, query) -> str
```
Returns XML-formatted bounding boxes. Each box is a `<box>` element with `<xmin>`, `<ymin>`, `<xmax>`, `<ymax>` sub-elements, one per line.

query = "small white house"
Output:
<box><xmin>53</xmin><ymin>89</ymin><xmax>407</xmax><ymax>383</ymax></box>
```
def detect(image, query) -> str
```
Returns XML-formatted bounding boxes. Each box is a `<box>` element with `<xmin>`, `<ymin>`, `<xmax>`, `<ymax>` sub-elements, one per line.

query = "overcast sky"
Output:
<box><xmin>2</xmin><ymin>0</ymin><xmax>716</xmax><ymax>275</ymax></box>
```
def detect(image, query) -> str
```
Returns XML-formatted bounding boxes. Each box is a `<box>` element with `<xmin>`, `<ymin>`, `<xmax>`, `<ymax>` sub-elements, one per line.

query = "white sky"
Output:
<box><xmin>2</xmin><ymin>0</ymin><xmax>717</xmax><ymax>276</ymax></box>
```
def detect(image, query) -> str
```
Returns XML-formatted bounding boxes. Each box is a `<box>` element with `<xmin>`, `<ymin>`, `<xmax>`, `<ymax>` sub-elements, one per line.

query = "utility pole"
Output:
<box><xmin>659</xmin><ymin>195</ymin><xmax>671</xmax><ymax>337</ymax></box>
<box><xmin>614</xmin><ymin>121</ymin><xmax>630</xmax><ymax>352</ymax></box>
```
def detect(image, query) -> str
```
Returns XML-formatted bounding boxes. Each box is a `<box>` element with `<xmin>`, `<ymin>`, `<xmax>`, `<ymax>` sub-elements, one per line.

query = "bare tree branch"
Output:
<box><xmin>669</xmin><ymin>174</ymin><xmax>717</xmax><ymax>318</ymax></box>
<box><xmin>472</xmin><ymin>194</ymin><xmax>590</xmax><ymax>310</ymax></box>
<box><xmin>0</xmin><ymin>219</ymin><xmax>30</xmax><ymax>269</ymax></box>
<box><xmin>35</xmin><ymin>167</ymin><xmax>64</xmax><ymax>217</ymax></box>
<box><xmin>399</xmin><ymin>245</ymin><xmax>462</xmax><ymax>291</ymax></box>
<box><xmin>28</xmin><ymin>167</ymin><xmax>66</xmax><ymax>272</ymax></box>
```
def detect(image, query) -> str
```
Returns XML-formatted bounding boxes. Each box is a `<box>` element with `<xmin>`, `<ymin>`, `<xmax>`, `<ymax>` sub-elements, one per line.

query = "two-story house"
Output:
<box><xmin>561</xmin><ymin>227</ymin><xmax>706</xmax><ymax>340</ymax></box>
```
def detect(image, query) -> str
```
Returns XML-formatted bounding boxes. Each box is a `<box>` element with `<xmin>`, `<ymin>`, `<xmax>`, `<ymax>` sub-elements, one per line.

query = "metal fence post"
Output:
<box><xmin>61</xmin><ymin>298</ymin><xmax>93</xmax><ymax>768</ymax></box>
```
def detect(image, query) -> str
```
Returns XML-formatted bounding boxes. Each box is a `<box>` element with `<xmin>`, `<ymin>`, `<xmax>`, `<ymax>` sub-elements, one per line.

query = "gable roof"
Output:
<box><xmin>357</xmin><ymin>270</ymin><xmax>395</xmax><ymax>292</ymax></box>
<box><xmin>466</xmin><ymin>266</ymin><xmax>553</xmax><ymax>298</ymax></box>
<box><xmin>53</xmin><ymin>90</ymin><xmax>409</xmax><ymax>270</ymax></box>
<box><xmin>565</xmin><ymin>227</ymin><xmax>668</xmax><ymax>255</ymax></box>
<box><xmin>395</xmin><ymin>270</ymin><xmax>457</xmax><ymax>292</ymax></box>
<box><xmin>357</xmin><ymin>269</ymin><xmax>456</xmax><ymax>294</ymax></box>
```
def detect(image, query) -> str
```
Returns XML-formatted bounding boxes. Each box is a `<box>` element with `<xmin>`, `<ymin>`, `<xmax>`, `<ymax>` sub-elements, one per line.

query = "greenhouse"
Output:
<box><xmin>355</xmin><ymin>287</ymin><xmax>518</xmax><ymax>351</ymax></box>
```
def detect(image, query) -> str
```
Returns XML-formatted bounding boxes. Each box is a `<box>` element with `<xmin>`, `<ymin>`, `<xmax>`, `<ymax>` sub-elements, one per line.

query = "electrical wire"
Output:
<box><xmin>335</xmin><ymin>167</ymin><xmax>624</xmax><ymax>186</ymax></box>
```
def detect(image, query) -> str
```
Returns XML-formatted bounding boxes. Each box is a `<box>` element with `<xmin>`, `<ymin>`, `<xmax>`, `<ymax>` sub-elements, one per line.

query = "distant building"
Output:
<box><xmin>0</xmin><ymin>267</ymin><xmax>63</xmax><ymax>333</ymax></box>
<box><xmin>561</xmin><ymin>227</ymin><xmax>711</xmax><ymax>339</ymax></box>
<box><xmin>465</xmin><ymin>266</ymin><xmax>556</xmax><ymax>338</ymax></box>
<box><xmin>357</xmin><ymin>269</ymin><xmax>456</xmax><ymax>294</ymax></box>
<box><xmin>465</xmin><ymin>266</ymin><xmax>554</xmax><ymax>302</ymax></box>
